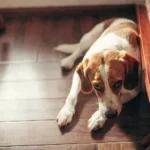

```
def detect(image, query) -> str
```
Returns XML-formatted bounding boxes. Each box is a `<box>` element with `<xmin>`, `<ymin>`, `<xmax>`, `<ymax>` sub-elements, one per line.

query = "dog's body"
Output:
<box><xmin>55</xmin><ymin>18</ymin><xmax>141</xmax><ymax>131</ymax></box>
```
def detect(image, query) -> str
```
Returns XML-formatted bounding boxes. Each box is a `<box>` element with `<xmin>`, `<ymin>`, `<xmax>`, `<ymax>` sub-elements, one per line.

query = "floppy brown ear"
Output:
<box><xmin>122</xmin><ymin>53</ymin><xmax>139</xmax><ymax>90</ymax></box>
<box><xmin>76</xmin><ymin>59</ymin><xmax>93</xmax><ymax>94</ymax></box>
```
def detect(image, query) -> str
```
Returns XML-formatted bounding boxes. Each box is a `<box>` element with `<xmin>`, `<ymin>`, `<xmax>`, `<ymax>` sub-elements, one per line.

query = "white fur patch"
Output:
<box><xmin>88</xmin><ymin>110</ymin><xmax>106</xmax><ymax>131</ymax></box>
<box><xmin>98</xmin><ymin>64</ymin><xmax>122</xmax><ymax>114</ymax></box>
<box><xmin>54</xmin><ymin>43</ymin><xmax>79</xmax><ymax>54</ymax></box>
<box><xmin>84</xmin><ymin>33</ymin><xmax>140</xmax><ymax>62</ymax></box>
<box><xmin>80</xmin><ymin>22</ymin><xmax>104</xmax><ymax>50</ymax></box>
<box><xmin>57</xmin><ymin>72</ymin><xmax>81</xmax><ymax>127</ymax></box>
<box><xmin>110</xmin><ymin>18</ymin><xmax>136</xmax><ymax>27</ymax></box>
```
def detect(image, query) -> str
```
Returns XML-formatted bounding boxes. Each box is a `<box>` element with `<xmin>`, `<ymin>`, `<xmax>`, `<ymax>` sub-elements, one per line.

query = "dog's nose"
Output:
<box><xmin>105</xmin><ymin>111</ymin><xmax>118</xmax><ymax>119</ymax></box>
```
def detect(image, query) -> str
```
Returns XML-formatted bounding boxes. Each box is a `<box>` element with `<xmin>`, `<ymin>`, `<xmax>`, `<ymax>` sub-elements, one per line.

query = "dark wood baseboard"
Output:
<box><xmin>136</xmin><ymin>5</ymin><xmax>150</xmax><ymax>102</ymax></box>
<box><xmin>1</xmin><ymin>4</ymin><xmax>136</xmax><ymax>18</ymax></box>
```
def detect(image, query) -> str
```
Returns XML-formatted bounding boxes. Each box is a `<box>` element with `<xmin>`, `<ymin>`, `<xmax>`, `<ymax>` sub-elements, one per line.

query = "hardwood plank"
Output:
<box><xmin>56</xmin><ymin>15</ymin><xmax>98</xmax><ymax>61</ymax></box>
<box><xmin>0</xmin><ymin>17</ymin><xmax>40</xmax><ymax>63</ymax></box>
<box><xmin>0</xmin><ymin>62</ymin><xmax>74</xmax><ymax>81</ymax></box>
<box><xmin>0</xmin><ymin>14</ymin><xmax>5</xmax><ymax>31</ymax></box>
<box><xmin>136</xmin><ymin>5</ymin><xmax>150</xmax><ymax>102</ymax></box>
<box><xmin>37</xmin><ymin>18</ymin><xmax>58</xmax><ymax>61</ymax></box>
<box><xmin>0</xmin><ymin>92</ymin><xmax>149</xmax><ymax>122</ymax></box>
<box><xmin>80</xmin><ymin>16</ymin><xmax>97</xmax><ymax>35</ymax></box>
<box><xmin>0</xmin><ymin>19</ymin><xmax>19</xmax><ymax>62</ymax></box>
<box><xmin>0</xmin><ymin>118</ymin><xmax>148</xmax><ymax>146</ymax></box>
<box><xmin>0</xmin><ymin>95</ymin><xmax>97</xmax><ymax>121</ymax></box>
<box><xmin>14</xmin><ymin>17</ymin><xmax>40</xmax><ymax>62</ymax></box>
<box><xmin>0</xmin><ymin>144</ymin><xmax>98</xmax><ymax>150</ymax></box>
<box><xmin>55</xmin><ymin>16</ymin><xmax>81</xmax><ymax>60</ymax></box>
<box><xmin>0</xmin><ymin>18</ymin><xmax>18</xmax><ymax>44</ymax></box>
<box><xmin>37</xmin><ymin>16</ymin><xmax>82</xmax><ymax>61</ymax></box>
<box><xmin>98</xmin><ymin>142</ymin><xmax>144</xmax><ymax>150</ymax></box>
<box><xmin>0</xmin><ymin>80</ymin><xmax>71</xmax><ymax>99</ymax></box>
<box><xmin>0</xmin><ymin>99</ymin><xmax>65</xmax><ymax>121</ymax></box>
<box><xmin>56</xmin><ymin>17</ymin><xmax>78</xmax><ymax>44</ymax></box>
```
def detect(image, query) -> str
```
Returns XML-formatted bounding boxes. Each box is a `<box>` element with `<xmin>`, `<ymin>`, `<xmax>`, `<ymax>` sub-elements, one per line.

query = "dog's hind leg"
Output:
<box><xmin>57</xmin><ymin>18</ymin><xmax>115</xmax><ymax>70</ymax></box>
<box><xmin>54</xmin><ymin>43</ymin><xmax>79</xmax><ymax>54</ymax></box>
<box><xmin>59</xmin><ymin>23</ymin><xmax>104</xmax><ymax>69</ymax></box>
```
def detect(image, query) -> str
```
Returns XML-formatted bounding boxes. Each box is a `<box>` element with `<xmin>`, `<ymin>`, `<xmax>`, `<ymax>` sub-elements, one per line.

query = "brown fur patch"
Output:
<box><xmin>76</xmin><ymin>53</ymin><xmax>105</xmax><ymax>96</ymax></box>
<box><xmin>76</xmin><ymin>49</ymin><xmax>139</xmax><ymax>96</ymax></box>
<box><xmin>103</xmin><ymin>50</ymin><xmax>125</xmax><ymax>94</ymax></box>
<box><xmin>104</xmin><ymin>50</ymin><xmax>121</xmax><ymax>64</ymax></box>
<box><xmin>103</xmin><ymin>18</ymin><xmax>117</xmax><ymax>29</ymax></box>
<box><xmin>86</xmin><ymin>54</ymin><xmax>105</xmax><ymax>97</ymax></box>
<box><xmin>101</xmin><ymin>22</ymin><xmax>138</xmax><ymax>48</ymax></box>
<box><xmin>108</xmin><ymin>60</ymin><xmax>125</xmax><ymax>94</ymax></box>
<box><xmin>76</xmin><ymin>59</ymin><xmax>93</xmax><ymax>94</ymax></box>
<box><xmin>104</xmin><ymin>50</ymin><xmax>139</xmax><ymax>90</ymax></box>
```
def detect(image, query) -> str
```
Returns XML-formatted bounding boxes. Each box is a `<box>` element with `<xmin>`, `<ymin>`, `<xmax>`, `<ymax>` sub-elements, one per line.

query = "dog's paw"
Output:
<box><xmin>88</xmin><ymin>110</ymin><xmax>106</xmax><ymax>131</ymax></box>
<box><xmin>60</xmin><ymin>57</ymin><xmax>74</xmax><ymax>70</ymax></box>
<box><xmin>57</xmin><ymin>105</ymin><xmax>74</xmax><ymax>127</ymax></box>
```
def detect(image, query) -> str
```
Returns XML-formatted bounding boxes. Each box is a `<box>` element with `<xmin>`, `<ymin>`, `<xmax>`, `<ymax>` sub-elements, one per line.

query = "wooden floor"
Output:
<box><xmin>0</xmin><ymin>5</ymin><xmax>149</xmax><ymax>150</ymax></box>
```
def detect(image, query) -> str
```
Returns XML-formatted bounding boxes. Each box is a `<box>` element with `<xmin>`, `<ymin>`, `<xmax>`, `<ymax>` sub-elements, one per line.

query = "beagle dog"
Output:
<box><xmin>55</xmin><ymin>18</ymin><xmax>141</xmax><ymax>131</ymax></box>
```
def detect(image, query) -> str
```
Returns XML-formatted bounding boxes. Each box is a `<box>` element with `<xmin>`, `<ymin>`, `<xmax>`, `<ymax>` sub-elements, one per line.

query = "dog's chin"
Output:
<box><xmin>105</xmin><ymin>104</ymin><xmax>122</xmax><ymax>120</ymax></box>
<box><xmin>105</xmin><ymin>110</ymin><xmax>118</xmax><ymax>119</ymax></box>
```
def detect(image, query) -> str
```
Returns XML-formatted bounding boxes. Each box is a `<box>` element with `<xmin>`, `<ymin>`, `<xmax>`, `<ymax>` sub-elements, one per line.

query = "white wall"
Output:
<box><xmin>0</xmin><ymin>0</ymin><xmax>145</xmax><ymax>8</ymax></box>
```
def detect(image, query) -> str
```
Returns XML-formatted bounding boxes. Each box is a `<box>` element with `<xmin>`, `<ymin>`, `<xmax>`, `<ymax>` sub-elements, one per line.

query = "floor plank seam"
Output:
<box><xmin>0</xmin><ymin>78</ymin><xmax>72</xmax><ymax>83</ymax></box>
<box><xmin>0</xmin><ymin>141</ymin><xmax>141</xmax><ymax>148</ymax></box>
<box><xmin>0</xmin><ymin>59</ymin><xmax>61</xmax><ymax>65</ymax></box>
<box><xmin>0</xmin><ymin>119</ymin><xmax>58</xmax><ymax>123</ymax></box>
<box><xmin>0</xmin><ymin>97</ymin><xmax>68</xmax><ymax>101</ymax></box>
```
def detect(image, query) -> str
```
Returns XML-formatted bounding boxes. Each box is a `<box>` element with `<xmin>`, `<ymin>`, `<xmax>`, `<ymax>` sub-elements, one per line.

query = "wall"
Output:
<box><xmin>0</xmin><ymin>0</ymin><xmax>145</xmax><ymax>8</ymax></box>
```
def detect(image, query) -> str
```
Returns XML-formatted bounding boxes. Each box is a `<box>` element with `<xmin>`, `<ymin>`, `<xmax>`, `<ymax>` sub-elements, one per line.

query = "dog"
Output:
<box><xmin>146</xmin><ymin>0</ymin><xmax>150</xmax><ymax>21</ymax></box>
<box><xmin>55</xmin><ymin>18</ymin><xmax>141</xmax><ymax>131</ymax></box>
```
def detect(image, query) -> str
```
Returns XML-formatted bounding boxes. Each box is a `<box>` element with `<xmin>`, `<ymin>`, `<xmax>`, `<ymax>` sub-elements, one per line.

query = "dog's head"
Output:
<box><xmin>76</xmin><ymin>49</ymin><xmax>139</xmax><ymax>119</ymax></box>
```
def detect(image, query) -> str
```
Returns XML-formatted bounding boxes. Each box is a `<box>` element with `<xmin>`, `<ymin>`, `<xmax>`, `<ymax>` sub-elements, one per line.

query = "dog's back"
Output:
<box><xmin>84</xmin><ymin>18</ymin><xmax>140</xmax><ymax>62</ymax></box>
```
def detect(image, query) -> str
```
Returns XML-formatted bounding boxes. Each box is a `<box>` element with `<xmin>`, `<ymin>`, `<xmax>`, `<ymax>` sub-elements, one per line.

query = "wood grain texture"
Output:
<box><xmin>98</xmin><ymin>142</ymin><xmax>144</xmax><ymax>150</ymax></box>
<box><xmin>0</xmin><ymin>5</ymin><xmax>148</xmax><ymax>150</ymax></box>
<box><xmin>0</xmin><ymin>95</ymin><xmax>97</xmax><ymax>121</ymax></box>
<box><xmin>0</xmin><ymin>92</ymin><xmax>149</xmax><ymax>121</ymax></box>
<box><xmin>0</xmin><ymin>80</ymin><xmax>71</xmax><ymax>99</ymax></box>
<box><xmin>0</xmin><ymin>119</ymin><xmax>148</xmax><ymax>146</ymax></box>
<box><xmin>0</xmin><ymin>144</ymin><xmax>98</xmax><ymax>150</ymax></box>
<box><xmin>0</xmin><ymin>62</ymin><xmax>74</xmax><ymax>81</ymax></box>
<box><xmin>0</xmin><ymin>14</ymin><xmax>5</xmax><ymax>31</ymax></box>
<box><xmin>1</xmin><ymin>5</ymin><xmax>136</xmax><ymax>18</ymax></box>
<box><xmin>136</xmin><ymin>5</ymin><xmax>150</xmax><ymax>102</ymax></box>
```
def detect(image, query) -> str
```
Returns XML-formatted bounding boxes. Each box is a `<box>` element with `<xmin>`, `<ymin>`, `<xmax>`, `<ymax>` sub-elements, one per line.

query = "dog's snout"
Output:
<box><xmin>105</xmin><ymin>110</ymin><xmax>118</xmax><ymax>119</ymax></box>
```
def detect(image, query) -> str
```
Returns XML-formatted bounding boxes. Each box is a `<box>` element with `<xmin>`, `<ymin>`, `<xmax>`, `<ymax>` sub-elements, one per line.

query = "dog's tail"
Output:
<box><xmin>54</xmin><ymin>43</ymin><xmax>79</xmax><ymax>54</ymax></box>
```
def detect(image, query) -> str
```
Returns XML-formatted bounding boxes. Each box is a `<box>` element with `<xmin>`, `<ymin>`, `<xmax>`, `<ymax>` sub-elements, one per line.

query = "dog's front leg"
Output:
<box><xmin>88</xmin><ymin>102</ymin><xmax>107</xmax><ymax>131</ymax></box>
<box><xmin>57</xmin><ymin>72</ymin><xmax>81</xmax><ymax>127</ymax></box>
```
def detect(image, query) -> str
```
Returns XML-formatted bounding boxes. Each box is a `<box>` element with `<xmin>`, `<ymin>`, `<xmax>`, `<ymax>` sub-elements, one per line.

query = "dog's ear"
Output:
<box><xmin>120</xmin><ymin>52</ymin><xmax>139</xmax><ymax>90</ymax></box>
<box><xmin>76</xmin><ymin>59</ymin><xmax>93</xmax><ymax>94</ymax></box>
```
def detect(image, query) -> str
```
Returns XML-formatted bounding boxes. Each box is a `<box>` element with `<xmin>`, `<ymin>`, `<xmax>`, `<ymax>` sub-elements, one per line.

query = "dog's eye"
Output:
<box><xmin>113</xmin><ymin>80</ymin><xmax>123</xmax><ymax>91</ymax></box>
<box><xmin>94</xmin><ymin>83</ymin><xmax>103</xmax><ymax>92</ymax></box>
